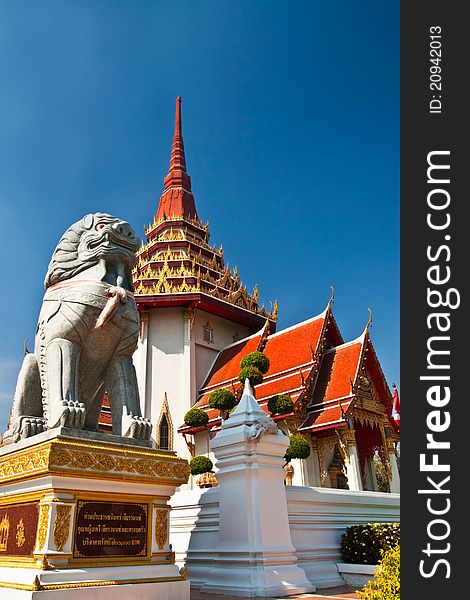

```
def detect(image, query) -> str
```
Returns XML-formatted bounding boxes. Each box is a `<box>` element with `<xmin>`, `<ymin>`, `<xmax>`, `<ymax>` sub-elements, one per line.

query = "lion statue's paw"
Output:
<box><xmin>21</xmin><ymin>417</ymin><xmax>48</xmax><ymax>439</ymax></box>
<box><xmin>122</xmin><ymin>412</ymin><xmax>152</xmax><ymax>441</ymax></box>
<box><xmin>49</xmin><ymin>400</ymin><xmax>86</xmax><ymax>430</ymax></box>
<box><xmin>3</xmin><ymin>416</ymin><xmax>48</xmax><ymax>444</ymax></box>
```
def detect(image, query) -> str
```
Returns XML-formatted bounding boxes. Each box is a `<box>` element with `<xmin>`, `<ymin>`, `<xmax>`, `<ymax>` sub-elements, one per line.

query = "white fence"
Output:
<box><xmin>170</xmin><ymin>485</ymin><xmax>400</xmax><ymax>589</ymax></box>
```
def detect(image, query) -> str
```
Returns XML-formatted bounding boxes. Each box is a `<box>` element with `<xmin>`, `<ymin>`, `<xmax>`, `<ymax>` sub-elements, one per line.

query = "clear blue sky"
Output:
<box><xmin>0</xmin><ymin>0</ymin><xmax>399</xmax><ymax>431</ymax></box>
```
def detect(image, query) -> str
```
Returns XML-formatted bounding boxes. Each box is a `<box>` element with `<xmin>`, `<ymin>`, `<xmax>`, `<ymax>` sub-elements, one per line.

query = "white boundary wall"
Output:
<box><xmin>170</xmin><ymin>486</ymin><xmax>399</xmax><ymax>589</ymax></box>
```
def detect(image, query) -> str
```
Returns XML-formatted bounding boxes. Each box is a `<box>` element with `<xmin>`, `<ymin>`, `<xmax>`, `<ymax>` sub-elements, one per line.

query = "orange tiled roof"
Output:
<box><xmin>201</xmin><ymin>329</ymin><xmax>265</xmax><ymax>391</ymax></box>
<box><xmin>312</xmin><ymin>339</ymin><xmax>363</xmax><ymax>405</ymax></box>
<box><xmin>299</xmin><ymin>332</ymin><xmax>398</xmax><ymax>434</ymax></box>
<box><xmin>298</xmin><ymin>336</ymin><xmax>363</xmax><ymax>432</ymax></box>
<box><xmin>182</xmin><ymin>311</ymin><xmax>330</xmax><ymax>432</ymax></box>
<box><xmin>299</xmin><ymin>398</ymin><xmax>355</xmax><ymax>433</ymax></box>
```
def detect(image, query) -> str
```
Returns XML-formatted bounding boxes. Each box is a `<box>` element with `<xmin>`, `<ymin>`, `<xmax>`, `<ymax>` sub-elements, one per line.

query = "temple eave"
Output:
<box><xmin>135</xmin><ymin>292</ymin><xmax>275</xmax><ymax>328</ymax></box>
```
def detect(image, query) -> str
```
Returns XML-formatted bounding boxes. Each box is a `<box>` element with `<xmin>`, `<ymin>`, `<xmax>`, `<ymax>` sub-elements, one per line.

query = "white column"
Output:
<box><xmin>386</xmin><ymin>439</ymin><xmax>400</xmax><ymax>493</ymax></box>
<box><xmin>201</xmin><ymin>380</ymin><xmax>315</xmax><ymax>597</ymax></box>
<box><xmin>308</xmin><ymin>438</ymin><xmax>322</xmax><ymax>486</ymax></box>
<box><xmin>339</xmin><ymin>429</ymin><xmax>363</xmax><ymax>491</ymax></box>
<box><xmin>183</xmin><ymin>309</ymin><xmax>196</xmax><ymax>410</ymax></box>
<box><xmin>137</xmin><ymin>311</ymin><xmax>150</xmax><ymax>419</ymax></box>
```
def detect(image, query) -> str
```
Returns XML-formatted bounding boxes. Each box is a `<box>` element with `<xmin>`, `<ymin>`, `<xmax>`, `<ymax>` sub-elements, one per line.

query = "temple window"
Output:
<box><xmin>203</xmin><ymin>322</ymin><xmax>214</xmax><ymax>344</ymax></box>
<box><xmin>159</xmin><ymin>413</ymin><xmax>170</xmax><ymax>450</ymax></box>
<box><xmin>157</xmin><ymin>393</ymin><xmax>174</xmax><ymax>451</ymax></box>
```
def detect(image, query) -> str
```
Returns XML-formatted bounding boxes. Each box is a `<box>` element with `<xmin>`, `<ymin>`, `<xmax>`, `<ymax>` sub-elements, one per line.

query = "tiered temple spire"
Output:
<box><xmin>133</xmin><ymin>97</ymin><xmax>277</xmax><ymax>329</ymax></box>
<box><xmin>156</xmin><ymin>97</ymin><xmax>198</xmax><ymax>223</ymax></box>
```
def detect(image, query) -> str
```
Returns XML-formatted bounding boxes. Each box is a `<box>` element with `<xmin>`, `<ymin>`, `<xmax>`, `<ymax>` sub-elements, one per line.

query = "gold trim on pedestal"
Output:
<box><xmin>155</xmin><ymin>509</ymin><xmax>168</xmax><ymax>549</ymax></box>
<box><xmin>35</xmin><ymin>504</ymin><xmax>50</xmax><ymax>552</ymax></box>
<box><xmin>0</xmin><ymin>574</ymin><xmax>188</xmax><ymax>591</ymax></box>
<box><xmin>0</xmin><ymin>436</ymin><xmax>189</xmax><ymax>486</ymax></box>
<box><xmin>53</xmin><ymin>505</ymin><xmax>72</xmax><ymax>552</ymax></box>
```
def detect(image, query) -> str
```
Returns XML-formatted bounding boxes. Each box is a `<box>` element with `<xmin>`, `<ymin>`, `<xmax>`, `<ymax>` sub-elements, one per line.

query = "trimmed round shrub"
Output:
<box><xmin>238</xmin><ymin>365</ymin><xmax>264</xmax><ymax>386</ymax></box>
<box><xmin>267</xmin><ymin>394</ymin><xmax>294</xmax><ymax>415</ymax></box>
<box><xmin>284</xmin><ymin>434</ymin><xmax>311</xmax><ymax>462</ymax></box>
<box><xmin>189</xmin><ymin>455</ymin><xmax>213</xmax><ymax>476</ymax></box>
<box><xmin>208</xmin><ymin>388</ymin><xmax>236</xmax><ymax>412</ymax></box>
<box><xmin>240</xmin><ymin>351</ymin><xmax>270</xmax><ymax>374</ymax></box>
<box><xmin>358</xmin><ymin>545</ymin><xmax>400</xmax><ymax>600</ymax></box>
<box><xmin>184</xmin><ymin>407</ymin><xmax>209</xmax><ymax>428</ymax></box>
<box><xmin>340</xmin><ymin>523</ymin><xmax>400</xmax><ymax>565</ymax></box>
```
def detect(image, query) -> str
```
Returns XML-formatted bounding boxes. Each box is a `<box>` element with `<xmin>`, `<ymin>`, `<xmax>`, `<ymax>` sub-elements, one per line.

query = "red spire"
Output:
<box><xmin>155</xmin><ymin>97</ymin><xmax>199</xmax><ymax>223</ymax></box>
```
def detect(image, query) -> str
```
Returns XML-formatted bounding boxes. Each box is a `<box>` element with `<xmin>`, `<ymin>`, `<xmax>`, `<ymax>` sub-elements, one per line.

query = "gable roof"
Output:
<box><xmin>180</xmin><ymin>307</ymin><xmax>336</xmax><ymax>431</ymax></box>
<box><xmin>299</xmin><ymin>330</ymin><xmax>398</xmax><ymax>434</ymax></box>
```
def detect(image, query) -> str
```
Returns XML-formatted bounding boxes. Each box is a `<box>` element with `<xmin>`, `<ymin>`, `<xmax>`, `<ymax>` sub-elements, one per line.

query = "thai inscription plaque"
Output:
<box><xmin>74</xmin><ymin>500</ymin><xmax>148</xmax><ymax>558</ymax></box>
<box><xmin>0</xmin><ymin>502</ymin><xmax>39</xmax><ymax>558</ymax></box>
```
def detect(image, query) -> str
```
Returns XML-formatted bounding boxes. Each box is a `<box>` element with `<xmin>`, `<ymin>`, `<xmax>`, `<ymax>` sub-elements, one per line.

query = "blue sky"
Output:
<box><xmin>0</xmin><ymin>1</ymin><xmax>399</xmax><ymax>431</ymax></box>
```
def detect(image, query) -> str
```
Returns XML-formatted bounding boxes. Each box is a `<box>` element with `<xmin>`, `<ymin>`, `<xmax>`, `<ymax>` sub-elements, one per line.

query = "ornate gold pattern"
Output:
<box><xmin>338</xmin><ymin>428</ymin><xmax>357</xmax><ymax>448</ymax></box>
<box><xmin>133</xmin><ymin>213</ymin><xmax>277</xmax><ymax>322</ymax></box>
<box><xmin>36</xmin><ymin>504</ymin><xmax>50</xmax><ymax>551</ymax></box>
<box><xmin>317</xmin><ymin>436</ymin><xmax>338</xmax><ymax>485</ymax></box>
<box><xmin>155</xmin><ymin>509</ymin><xmax>168</xmax><ymax>549</ymax></box>
<box><xmin>196</xmin><ymin>471</ymin><xmax>218</xmax><ymax>488</ymax></box>
<box><xmin>0</xmin><ymin>514</ymin><xmax>10</xmax><ymax>551</ymax></box>
<box><xmin>0</xmin><ymin>447</ymin><xmax>50</xmax><ymax>483</ymax></box>
<box><xmin>0</xmin><ymin>438</ymin><xmax>189</xmax><ymax>486</ymax></box>
<box><xmin>352</xmin><ymin>409</ymin><xmax>385</xmax><ymax>430</ymax></box>
<box><xmin>15</xmin><ymin>519</ymin><xmax>25</xmax><ymax>548</ymax></box>
<box><xmin>53</xmin><ymin>505</ymin><xmax>72</xmax><ymax>552</ymax></box>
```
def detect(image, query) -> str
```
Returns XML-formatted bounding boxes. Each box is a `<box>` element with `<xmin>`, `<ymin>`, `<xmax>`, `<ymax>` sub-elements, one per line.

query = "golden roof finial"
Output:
<box><xmin>328</xmin><ymin>285</ymin><xmax>335</xmax><ymax>309</ymax></box>
<box><xmin>365</xmin><ymin>307</ymin><xmax>373</xmax><ymax>333</ymax></box>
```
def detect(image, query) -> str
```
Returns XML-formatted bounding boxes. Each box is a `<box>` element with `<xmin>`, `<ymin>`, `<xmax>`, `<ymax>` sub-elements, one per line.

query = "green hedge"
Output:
<box><xmin>340</xmin><ymin>523</ymin><xmax>400</xmax><ymax>565</ymax></box>
<box><xmin>238</xmin><ymin>365</ymin><xmax>264</xmax><ymax>386</ymax></box>
<box><xmin>284</xmin><ymin>434</ymin><xmax>311</xmax><ymax>462</ymax></box>
<box><xmin>267</xmin><ymin>394</ymin><xmax>294</xmax><ymax>415</ymax></box>
<box><xmin>208</xmin><ymin>388</ymin><xmax>236</xmax><ymax>412</ymax></box>
<box><xmin>189</xmin><ymin>455</ymin><xmax>213</xmax><ymax>475</ymax></box>
<box><xmin>358</xmin><ymin>545</ymin><xmax>400</xmax><ymax>600</ymax></box>
<box><xmin>240</xmin><ymin>351</ymin><xmax>270</xmax><ymax>374</ymax></box>
<box><xmin>184</xmin><ymin>407</ymin><xmax>209</xmax><ymax>428</ymax></box>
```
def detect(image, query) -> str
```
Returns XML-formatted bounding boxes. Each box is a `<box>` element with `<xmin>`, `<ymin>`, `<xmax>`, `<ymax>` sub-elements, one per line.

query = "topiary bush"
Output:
<box><xmin>184</xmin><ymin>407</ymin><xmax>209</xmax><ymax>428</ymax></box>
<box><xmin>267</xmin><ymin>394</ymin><xmax>294</xmax><ymax>415</ymax></box>
<box><xmin>208</xmin><ymin>388</ymin><xmax>236</xmax><ymax>412</ymax></box>
<box><xmin>189</xmin><ymin>455</ymin><xmax>213</xmax><ymax>476</ymax></box>
<box><xmin>238</xmin><ymin>365</ymin><xmax>264</xmax><ymax>386</ymax></box>
<box><xmin>284</xmin><ymin>434</ymin><xmax>311</xmax><ymax>462</ymax></box>
<box><xmin>340</xmin><ymin>523</ymin><xmax>400</xmax><ymax>565</ymax></box>
<box><xmin>240</xmin><ymin>351</ymin><xmax>270</xmax><ymax>374</ymax></box>
<box><xmin>357</xmin><ymin>545</ymin><xmax>400</xmax><ymax>600</ymax></box>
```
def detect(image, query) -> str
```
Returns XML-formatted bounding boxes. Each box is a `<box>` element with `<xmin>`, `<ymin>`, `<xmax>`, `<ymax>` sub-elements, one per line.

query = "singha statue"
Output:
<box><xmin>3</xmin><ymin>213</ymin><xmax>151</xmax><ymax>444</ymax></box>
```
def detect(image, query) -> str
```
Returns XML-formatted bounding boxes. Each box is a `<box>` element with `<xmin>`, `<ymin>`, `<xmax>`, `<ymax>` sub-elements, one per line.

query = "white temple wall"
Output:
<box><xmin>169</xmin><ymin>486</ymin><xmax>400</xmax><ymax>590</ymax></box>
<box><xmin>193</xmin><ymin>309</ymin><xmax>251</xmax><ymax>391</ymax></box>
<box><xmin>133</xmin><ymin>306</ymin><xmax>252</xmax><ymax>463</ymax></box>
<box><xmin>134</xmin><ymin>307</ymin><xmax>190</xmax><ymax>460</ymax></box>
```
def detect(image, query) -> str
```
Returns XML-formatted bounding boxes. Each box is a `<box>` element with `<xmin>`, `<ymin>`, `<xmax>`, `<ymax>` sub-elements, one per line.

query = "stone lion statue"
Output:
<box><xmin>3</xmin><ymin>213</ymin><xmax>151</xmax><ymax>444</ymax></box>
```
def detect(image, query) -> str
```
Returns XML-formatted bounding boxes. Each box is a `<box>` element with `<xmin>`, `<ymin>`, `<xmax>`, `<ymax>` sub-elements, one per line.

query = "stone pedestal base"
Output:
<box><xmin>0</xmin><ymin>429</ymin><xmax>190</xmax><ymax>599</ymax></box>
<box><xmin>0</xmin><ymin>564</ymin><xmax>189</xmax><ymax>599</ymax></box>
<box><xmin>200</xmin><ymin>555</ymin><xmax>314</xmax><ymax>598</ymax></box>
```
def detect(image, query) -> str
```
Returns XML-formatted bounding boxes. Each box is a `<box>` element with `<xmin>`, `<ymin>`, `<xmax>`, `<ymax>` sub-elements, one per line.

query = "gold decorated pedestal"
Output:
<box><xmin>0</xmin><ymin>428</ymin><xmax>190</xmax><ymax>598</ymax></box>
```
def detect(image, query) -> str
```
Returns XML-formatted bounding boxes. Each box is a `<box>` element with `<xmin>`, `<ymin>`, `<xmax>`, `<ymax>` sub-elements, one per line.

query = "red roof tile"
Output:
<box><xmin>201</xmin><ymin>330</ymin><xmax>264</xmax><ymax>390</ymax></box>
<box><xmin>255</xmin><ymin>368</ymin><xmax>311</xmax><ymax>402</ymax></box>
<box><xmin>182</xmin><ymin>312</ymin><xmax>330</xmax><ymax>433</ymax></box>
<box><xmin>262</xmin><ymin>314</ymin><xmax>326</xmax><ymax>374</ymax></box>
<box><xmin>312</xmin><ymin>340</ymin><xmax>363</xmax><ymax>404</ymax></box>
<box><xmin>299</xmin><ymin>398</ymin><xmax>354</xmax><ymax>432</ymax></box>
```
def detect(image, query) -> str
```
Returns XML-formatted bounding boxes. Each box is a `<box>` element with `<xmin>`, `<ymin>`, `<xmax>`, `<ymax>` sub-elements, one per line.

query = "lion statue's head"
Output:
<box><xmin>44</xmin><ymin>213</ymin><xmax>140</xmax><ymax>289</ymax></box>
